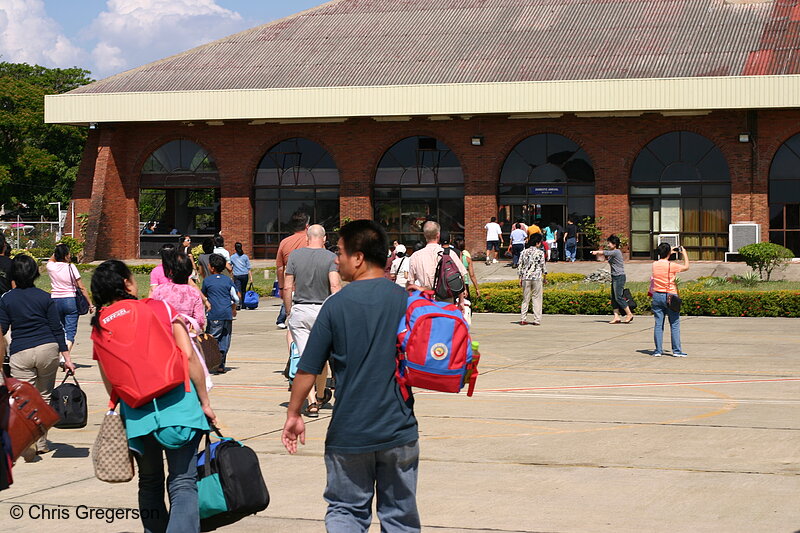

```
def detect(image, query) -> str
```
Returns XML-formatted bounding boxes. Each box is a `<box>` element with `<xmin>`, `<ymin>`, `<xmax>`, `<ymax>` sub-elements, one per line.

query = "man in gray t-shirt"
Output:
<box><xmin>284</xmin><ymin>225</ymin><xmax>342</xmax><ymax>415</ymax></box>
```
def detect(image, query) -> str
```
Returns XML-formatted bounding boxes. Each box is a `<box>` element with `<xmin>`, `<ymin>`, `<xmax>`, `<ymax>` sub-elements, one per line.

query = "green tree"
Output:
<box><xmin>0</xmin><ymin>62</ymin><xmax>93</xmax><ymax>215</ymax></box>
<box><xmin>738</xmin><ymin>242</ymin><xmax>794</xmax><ymax>281</ymax></box>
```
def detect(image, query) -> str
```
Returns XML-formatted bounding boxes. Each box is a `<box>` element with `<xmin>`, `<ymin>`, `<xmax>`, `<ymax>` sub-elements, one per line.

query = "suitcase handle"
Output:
<box><xmin>58</xmin><ymin>370</ymin><xmax>80</xmax><ymax>387</ymax></box>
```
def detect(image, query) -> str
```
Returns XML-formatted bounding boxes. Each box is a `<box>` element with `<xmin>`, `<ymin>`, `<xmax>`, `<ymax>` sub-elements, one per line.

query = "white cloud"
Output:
<box><xmin>89</xmin><ymin>0</ymin><xmax>247</xmax><ymax>78</ymax></box>
<box><xmin>0</xmin><ymin>0</ymin><xmax>83</xmax><ymax>66</ymax></box>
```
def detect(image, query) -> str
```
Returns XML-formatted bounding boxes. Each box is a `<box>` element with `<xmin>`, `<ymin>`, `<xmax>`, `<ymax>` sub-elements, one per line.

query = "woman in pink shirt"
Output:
<box><xmin>148</xmin><ymin>243</ymin><xmax>175</xmax><ymax>293</ymax></box>
<box><xmin>150</xmin><ymin>252</ymin><xmax>206</xmax><ymax>330</ymax></box>
<box><xmin>650</xmin><ymin>243</ymin><xmax>690</xmax><ymax>357</ymax></box>
<box><xmin>46</xmin><ymin>244</ymin><xmax>94</xmax><ymax>352</ymax></box>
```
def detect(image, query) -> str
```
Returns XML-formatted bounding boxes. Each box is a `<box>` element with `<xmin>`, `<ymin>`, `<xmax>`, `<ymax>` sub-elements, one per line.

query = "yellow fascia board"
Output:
<box><xmin>45</xmin><ymin>75</ymin><xmax>800</xmax><ymax>124</ymax></box>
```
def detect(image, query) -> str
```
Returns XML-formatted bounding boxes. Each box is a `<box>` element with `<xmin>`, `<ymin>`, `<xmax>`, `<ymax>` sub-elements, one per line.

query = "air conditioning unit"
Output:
<box><xmin>657</xmin><ymin>234</ymin><xmax>680</xmax><ymax>248</ymax></box>
<box><xmin>726</xmin><ymin>223</ymin><xmax>760</xmax><ymax>262</ymax></box>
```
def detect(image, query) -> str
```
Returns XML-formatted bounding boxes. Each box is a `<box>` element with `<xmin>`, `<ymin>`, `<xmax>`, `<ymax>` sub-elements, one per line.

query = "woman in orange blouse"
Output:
<box><xmin>650</xmin><ymin>243</ymin><xmax>690</xmax><ymax>357</ymax></box>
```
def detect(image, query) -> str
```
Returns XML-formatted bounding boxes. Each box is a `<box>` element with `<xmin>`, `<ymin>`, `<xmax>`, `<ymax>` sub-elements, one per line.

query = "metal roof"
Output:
<box><xmin>69</xmin><ymin>0</ymin><xmax>794</xmax><ymax>96</ymax></box>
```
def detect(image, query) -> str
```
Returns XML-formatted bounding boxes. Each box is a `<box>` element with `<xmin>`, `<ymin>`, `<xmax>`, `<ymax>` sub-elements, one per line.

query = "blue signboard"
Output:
<box><xmin>529</xmin><ymin>186</ymin><xmax>564</xmax><ymax>196</ymax></box>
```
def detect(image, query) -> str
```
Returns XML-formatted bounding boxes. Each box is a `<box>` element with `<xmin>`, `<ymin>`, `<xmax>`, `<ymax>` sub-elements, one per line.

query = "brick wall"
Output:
<box><xmin>70</xmin><ymin>109</ymin><xmax>800</xmax><ymax>259</ymax></box>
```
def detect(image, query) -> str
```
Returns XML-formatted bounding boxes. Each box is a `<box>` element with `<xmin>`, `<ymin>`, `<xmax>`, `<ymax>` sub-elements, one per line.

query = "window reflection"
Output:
<box><xmin>253</xmin><ymin>138</ymin><xmax>340</xmax><ymax>258</ymax></box>
<box><xmin>374</xmin><ymin>137</ymin><xmax>464</xmax><ymax>245</ymax></box>
<box><xmin>630</xmin><ymin>131</ymin><xmax>731</xmax><ymax>260</ymax></box>
<box><xmin>768</xmin><ymin>133</ymin><xmax>800</xmax><ymax>256</ymax></box>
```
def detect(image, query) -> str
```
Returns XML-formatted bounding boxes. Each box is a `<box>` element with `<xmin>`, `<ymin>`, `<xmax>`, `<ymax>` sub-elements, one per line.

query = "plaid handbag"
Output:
<box><xmin>92</xmin><ymin>410</ymin><xmax>134</xmax><ymax>483</ymax></box>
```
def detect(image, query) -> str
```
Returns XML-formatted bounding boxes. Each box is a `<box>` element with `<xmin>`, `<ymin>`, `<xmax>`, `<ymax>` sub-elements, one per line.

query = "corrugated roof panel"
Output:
<box><xmin>70</xmin><ymin>0</ymin><xmax>783</xmax><ymax>94</ymax></box>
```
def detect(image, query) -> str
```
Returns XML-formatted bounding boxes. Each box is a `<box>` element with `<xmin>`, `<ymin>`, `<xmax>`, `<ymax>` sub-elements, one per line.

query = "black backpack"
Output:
<box><xmin>198</xmin><ymin>429</ymin><xmax>270</xmax><ymax>532</ymax></box>
<box><xmin>433</xmin><ymin>248</ymin><xmax>465</xmax><ymax>300</ymax></box>
<box><xmin>50</xmin><ymin>372</ymin><xmax>88</xmax><ymax>429</ymax></box>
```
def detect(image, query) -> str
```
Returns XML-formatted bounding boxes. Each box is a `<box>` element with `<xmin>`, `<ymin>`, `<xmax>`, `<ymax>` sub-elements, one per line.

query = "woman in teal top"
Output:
<box><xmin>455</xmin><ymin>238</ymin><xmax>481</xmax><ymax>301</ymax></box>
<box><xmin>91</xmin><ymin>260</ymin><xmax>217</xmax><ymax>533</ymax></box>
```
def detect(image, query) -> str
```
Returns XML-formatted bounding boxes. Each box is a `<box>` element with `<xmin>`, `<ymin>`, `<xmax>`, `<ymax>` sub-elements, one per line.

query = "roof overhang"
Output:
<box><xmin>45</xmin><ymin>75</ymin><xmax>800</xmax><ymax>125</ymax></box>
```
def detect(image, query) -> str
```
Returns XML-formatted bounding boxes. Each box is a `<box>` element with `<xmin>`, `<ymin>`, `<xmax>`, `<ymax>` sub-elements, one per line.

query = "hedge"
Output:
<box><xmin>472</xmin><ymin>287</ymin><xmax>800</xmax><ymax>318</ymax></box>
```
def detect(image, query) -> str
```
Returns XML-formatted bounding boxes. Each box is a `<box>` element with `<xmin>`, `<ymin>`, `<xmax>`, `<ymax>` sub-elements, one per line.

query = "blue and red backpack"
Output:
<box><xmin>395</xmin><ymin>291</ymin><xmax>478</xmax><ymax>399</ymax></box>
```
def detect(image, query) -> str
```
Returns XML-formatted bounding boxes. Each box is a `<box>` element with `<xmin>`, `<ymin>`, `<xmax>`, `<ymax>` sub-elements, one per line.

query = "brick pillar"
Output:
<box><xmin>339</xmin><ymin>180</ymin><xmax>372</xmax><ymax>222</ymax></box>
<box><xmin>84</xmin><ymin>127</ymin><xmax>139</xmax><ymax>261</ymax></box>
<box><xmin>67</xmin><ymin>130</ymin><xmax>101</xmax><ymax>243</ymax></box>
<box><xmin>595</xmin><ymin>161</ymin><xmax>630</xmax><ymax>254</ymax></box>
<box><xmin>219</xmin><ymin>172</ymin><xmax>253</xmax><ymax>254</ymax></box>
<box><xmin>464</xmin><ymin>191</ymin><xmax>496</xmax><ymax>257</ymax></box>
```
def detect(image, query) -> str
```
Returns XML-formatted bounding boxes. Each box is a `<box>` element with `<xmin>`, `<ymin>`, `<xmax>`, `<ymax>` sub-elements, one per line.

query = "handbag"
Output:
<box><xmin>622</xmin><ymin>288</ymin><xmax>637</xmax><ymax>311</ymax></box>
<box><xmin>667</xmin><ymin>293</ymin><xmax>682</xmax><ymax>313</ymax></box>
<box><xmin>50</xmin><ymin>371</ymin><xmax>88</xmax><ymax>429</ymax></box>
<box><xmin>68</xmin><ymin>265</ymin><xmax>90</xmax><ymax>315</ymax></box>
<box><xmin>92</xmin><ymin>409</ymin><xmax>134</xmax><ymax>483</ymax></box>
<box><xmin>243</xmin><ymin>283</ymin><xmax>259</xmax><ymax>310</ymax></box>
<box><xmin>197</xmin><ymin>427</ymin><xmax>269</xmax><ymax>531</ymax></box>
<box><xmin>196</xmin><ymin>333</ymin><xmax>222</xmax><ymax>373</ymax></box>
<box><xmin>7</xmin><ymin>377</ymin><xmax>61</xmax><ymax>461</ymax></box>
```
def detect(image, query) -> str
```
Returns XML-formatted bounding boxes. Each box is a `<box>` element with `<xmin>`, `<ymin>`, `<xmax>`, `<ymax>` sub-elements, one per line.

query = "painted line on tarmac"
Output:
<box><xmin>477</xmin><ymin>377</ymin><xmax>800</xmax><ymax>393</ymax></box>
<box><xmin>466</xmin><ymin>391</ymin><xmax>800</xmax><ymax>405</ymax></box>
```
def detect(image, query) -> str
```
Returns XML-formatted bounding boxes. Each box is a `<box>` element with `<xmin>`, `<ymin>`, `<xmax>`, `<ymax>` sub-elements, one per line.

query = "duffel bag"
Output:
<box><xmin>50</xmin><ymin>371</ymin><xmax>88</xmax><ymax>429</ymax></box>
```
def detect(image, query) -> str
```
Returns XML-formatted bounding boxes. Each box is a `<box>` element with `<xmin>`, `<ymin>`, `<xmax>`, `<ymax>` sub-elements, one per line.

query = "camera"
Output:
<box><xmin>673</xmin><ymin>246</ymin><xmax>682</xmax><ymax>252</ymax></box>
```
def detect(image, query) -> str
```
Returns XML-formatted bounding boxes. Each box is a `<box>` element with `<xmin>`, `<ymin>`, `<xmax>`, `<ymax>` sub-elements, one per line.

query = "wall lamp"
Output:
<box><xmin>88</xmin><ymin>122</ymin><xmax>99</xmax><ymax>130</ymax></box>
<box><xmin>471</xmin><ymin>136</ymin><xmax>484</xmax><ymax>146</ymax></box>
<box><xmin>738</xmin><ymin>133</ymin><xmax>751</xmax><ymax>143</ymax></box>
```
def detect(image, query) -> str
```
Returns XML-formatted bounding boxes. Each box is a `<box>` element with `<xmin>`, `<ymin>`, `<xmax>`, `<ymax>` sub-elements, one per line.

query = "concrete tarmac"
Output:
<box><xmin>1</xmin><ymin>301</ymin><xmax>798</xmax><ymax>532</ymax></box>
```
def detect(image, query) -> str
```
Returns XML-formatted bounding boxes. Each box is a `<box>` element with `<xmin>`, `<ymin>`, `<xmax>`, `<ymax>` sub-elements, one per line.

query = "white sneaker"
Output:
<box><xmin>672</xmin><ymin>351</ymin><xmax>688</xmax><ymax>357</ymax></box>
<box><xmin>277</xmin><ymin>323</ymin><xmax>287</xmax><ymax>329</ymax></box>
<box><xmin>492</xmin><ymin>258</ymin><xmax>498</xmax><ymax>263</ymax></box>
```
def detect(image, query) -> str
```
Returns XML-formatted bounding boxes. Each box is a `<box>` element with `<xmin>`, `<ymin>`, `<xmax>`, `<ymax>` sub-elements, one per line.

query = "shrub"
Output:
<box><xmin>546</xmin><ymin>272</ymin><xmax>585</xmax><ymax>284</ymax></box>
<box><xmin>76</xmin><ymin>263</ymin><xmax>97</xmax><ymax>272</ymax></box>
<box><xmin>59</xmin><ymin>236</ymin><xmax>85</xmax><ymax>260</ymax></box>
<box><xmin>128</xmin><ymin>264</ymin><xmax>157</xmax><ymax>274</ymax></box>
<box><xmin>9</xmin><ymin>249</ymin><xmax>33</xmax><ymax>258</ymax></box>
<box><xmin>738</xmin><ymin>242</ymin><xmax>794</xmax><ymax>281</ymax></box>
<box><xmin>191</xmin><ymin>244</ymin><xmax>204</xmax><ymax>258</ymax></box>
<box><xmin>472</xmin><ymin>286</ymin><xmax>800</xmax><ymax>317</ymax></box>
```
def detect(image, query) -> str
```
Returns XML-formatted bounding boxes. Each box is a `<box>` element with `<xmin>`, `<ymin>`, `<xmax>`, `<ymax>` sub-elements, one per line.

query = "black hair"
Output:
<box><xmin>0</xmin><ymin>234</ymin><xmax>7</xmax><ymax>256</ymax></box>
<box><xmin>657</xmin><ymin>242</ymin><xmax>672</xmax><ymax>259</ymax></box>
<box><xmin>454</xmin><ymin>237</ymin><xmax>465</xmax><ymax>251</ymax></box>
<box><xmin>338</xmin><ymin>219</ymin><xmax>388</xmax><ymax>268</ymax></box>
<box><xmin>201</xmin><ymin>237</ymin><xmax>214</xmax><ymax>254</ymax></box>
<box><xmin>549</xmin><ymin>221</ymin><xmax>557</xmax><ymax>230</ymax></box>
<box><xmin>213</xmin><ymin>234</ymin><xmax>224</xmax><ymax>248</ymax></box>
<box><xmin>515</xmin><ymin>223</ymin><xmax>521</xmax><ymax>230</ymax></box>
<box><xmin>54</xmin><ymin>243</ymin><xmax>71</xmax><ymax>262</ymax></box>
<box><xmin>179</xmin><ymin>234</ymin><xmax>191</xmax><ymax>246</ymax></box>
<box><xmin>289</xmin><ymin>211</ymin><xmax>310</xmax><ymax>233</ymax></box>
<box><xmin>234</xmin><ymin>242</ymin><xmax>244</xmax><ymax>256</ymax></box>
<box><xmin>209</xmin><ymin>253</ymin><xmax>226</xmax><ymax>273</ymax></box>
<box><xmin>90</xmin><ymin>260</ymin><xmax>137</xmax><ymax>329</ymax></box>
<box><xmin>528</xmin><ymin>233</ymin><xmax>543</xmax><ymax>247</ymax></box>
<box><xmin>11</xmin><ymin>255</ymin><xmax>39</xmax><ymax>288</ymax></box>
<box><xmin>490</xmin><ymin>216</ymin><xmax>497</xmax><ymax>222</ymax></box>
<box><xmin>159</xmin><ymin>243</ymin><xmax>176</xmax><ymax>277</ymax></box>
<box><xmin>171</xmin><ymin>252</ymin><xmax>193</xmax><ymax>284</ymax></box>
<box><xmin>607</xmin><ymin>235</ymin><xmax>621</xmax><ymax>248</ymax></box>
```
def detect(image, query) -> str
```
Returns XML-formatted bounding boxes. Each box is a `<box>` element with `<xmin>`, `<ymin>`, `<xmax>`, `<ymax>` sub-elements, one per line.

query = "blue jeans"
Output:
<box><xmin>54</xmin><ymin>297</ymin><xmax>78</xmax><ymax>343</ymax></box>
<box><xmin>206</xmin><ymin>320</ymin><xmax>232</xmax><ymax>368</ymax></box>
<box><xmin>134</xmin><ymin>432</ymin><xmax>202</xmax><ymax>533</ymax></box>
<box><xmin>565</xmin><ymin>237</ymin><xmax>577</xmax><ymax>261</ymax></box>
<box><xmin>611</xmin><ymin>274</ymin><xmax>628</xmax><ymax>311</ymax></box>
<box><xmin>324</xmin><ymin>440</ymin><xmax>421</xmax><ymax>533</ymax></box>
<box><xmin>511</xmin><ymin>243</ymin><xmax>524</xmax><ymax>266</ymax></box>
<box><xmin>651</xmin><ymin>292</ymin><xmax>682</xmax><ymax>354</ymax></box>
<box><xmin>233</xmin><ymin>275</ymin><xmax>249</xmax><ymax>296</ymax></box>
<box><xmin>276</xmin><ymin>303</ymin><xmax>287</xmax><ymax>325</ymax></box>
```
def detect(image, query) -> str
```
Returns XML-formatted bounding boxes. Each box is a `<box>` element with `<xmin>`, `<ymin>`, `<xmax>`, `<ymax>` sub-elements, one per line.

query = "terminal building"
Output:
<box><xmin>45</xmin><ymin>0</ymin><xmax>800</xmax><ymax>261</ymax></box>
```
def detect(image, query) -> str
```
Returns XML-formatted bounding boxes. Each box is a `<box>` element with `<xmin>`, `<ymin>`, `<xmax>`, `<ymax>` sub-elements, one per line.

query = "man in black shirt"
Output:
<box><xmin>564</xmin><ymin>217</ymin><xmax>579</xmax><ymax>262</ymax></box>
<box><xmin>0</xmin><ymin>236</ymin><xmax>12</xmax><ymax>295</ymax></box>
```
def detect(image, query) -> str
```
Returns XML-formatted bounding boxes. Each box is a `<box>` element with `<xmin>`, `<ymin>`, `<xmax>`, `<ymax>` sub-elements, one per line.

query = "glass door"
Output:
<box><xmin>631</xmin><ymin>201</ymin><xmax>653</xmax><ymax>258</ymax></box>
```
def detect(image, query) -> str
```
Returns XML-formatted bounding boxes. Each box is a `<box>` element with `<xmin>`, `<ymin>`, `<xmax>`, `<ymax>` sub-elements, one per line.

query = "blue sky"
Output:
<box><xmin>0</xmin><ymin>0</ymin><xmax>326</xmax><ymax>79</ymax></box>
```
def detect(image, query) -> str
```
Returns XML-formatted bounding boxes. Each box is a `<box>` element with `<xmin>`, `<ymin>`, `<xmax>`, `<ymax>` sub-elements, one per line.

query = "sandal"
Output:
<box><xmin>305</xmin><ymin>402</ymin><xmax>319</xmax><ymax>417</ymax></box>
<box><xmin>622</xmin><ymin>316</ymin><xmax>634</xmax><ymax>324</ymax></box>
<box><xmin>316</xmin><ymin>388</ymin><xmax>333</xmax><ymax>408</ymax></box>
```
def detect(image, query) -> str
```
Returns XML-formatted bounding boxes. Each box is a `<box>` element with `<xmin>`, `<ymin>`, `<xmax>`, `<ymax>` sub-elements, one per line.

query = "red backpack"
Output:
<box><xmin>91</xmin><ymin>298</ymin><xmax>190</xmax><ymax>408</ymax></box>
<box><xmin>433</xmin><ymin>248</ymin><xmax>465</xmax><ymax>300</ymax></box>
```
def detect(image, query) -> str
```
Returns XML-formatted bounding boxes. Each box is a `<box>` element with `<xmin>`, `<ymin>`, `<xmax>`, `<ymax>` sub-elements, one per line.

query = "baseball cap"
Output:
<box><xmin>395</xmin><ymin>244</ymin><xmax>407</xmax><ymax>254</ymax></box>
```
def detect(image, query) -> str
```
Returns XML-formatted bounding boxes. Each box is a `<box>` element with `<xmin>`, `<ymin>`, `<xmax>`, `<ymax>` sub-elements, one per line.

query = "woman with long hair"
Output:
<box><xmin>91</xmin><ymin>260</ymin><xmax>217</xmax><ymax>532</ymax></box>
<box><xmin>230</xmin><ymin>242</ymin><xmax>253</xmax><ymax>309</ymax></box>
<box><xmin>1</xmin><ymin>255</ymin><xmax>74</xmax><ymax>458</ymax></box>
<box><xmin>46</xmin><ymin>243</ymin><xmax>95</xmax><ymax>353</ymax></box>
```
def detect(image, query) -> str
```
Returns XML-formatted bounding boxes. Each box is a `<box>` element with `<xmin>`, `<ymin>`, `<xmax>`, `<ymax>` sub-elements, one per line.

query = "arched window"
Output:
<box><xmin>769</xmin><ymin>133</ymin><xmax>800</xmax><ymax>257</ymax></box>
<box><xmin>374</xmin><ymin>136</ymin><xmax>464</xmax><ymax>246</ymax></box>
<box><xmin>253</xmin><ymin>138</ymin><xmax>340</xmax><ymax>258</ymax></box>
<box><xmin>139</xmin><ymin>139</ymin><xmax>220</xmax><ymax>258</ymax></box>
<box><xmin>630</xmin><ymin>131</ymin><xmax>731</xmax><ymax>260</ymax></box>
<box><xmin>499</xmin><ymin>133</ymin><xmax>594</xmax><ymax>257</ymax></box>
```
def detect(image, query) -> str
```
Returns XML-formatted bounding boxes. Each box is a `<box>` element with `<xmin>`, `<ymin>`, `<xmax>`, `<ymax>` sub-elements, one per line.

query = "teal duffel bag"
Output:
<box><xmin>197</xmin><ymin>428</ymin><xmax>269</xmax><ymax>531</ymax></box>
